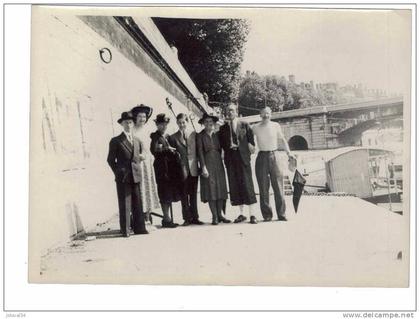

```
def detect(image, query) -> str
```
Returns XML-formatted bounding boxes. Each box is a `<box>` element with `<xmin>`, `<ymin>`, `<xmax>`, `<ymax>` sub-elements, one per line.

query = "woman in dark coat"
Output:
<box><xmin>150</xmin><ymin>113</ymin><xmax>180</xmax><ymax>228</ymax></box>
<box><xmin>196</xmin><ymin>113</ymin><xmax>231</xmax><ymax>225</ymax></box>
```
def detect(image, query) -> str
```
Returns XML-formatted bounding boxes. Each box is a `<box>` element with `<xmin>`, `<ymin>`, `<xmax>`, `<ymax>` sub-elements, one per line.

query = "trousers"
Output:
<box><xmin>255</xmin><ymin>151</ymin><xmax>286</xmax><ymax>220</ymax></box>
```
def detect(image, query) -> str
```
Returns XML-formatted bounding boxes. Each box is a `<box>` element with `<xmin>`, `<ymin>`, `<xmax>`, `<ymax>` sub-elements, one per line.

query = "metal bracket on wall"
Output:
<box><xmin>99</xmin><ymin>48</ymin><xmax>112</xmax><ymax>64</ymax></box>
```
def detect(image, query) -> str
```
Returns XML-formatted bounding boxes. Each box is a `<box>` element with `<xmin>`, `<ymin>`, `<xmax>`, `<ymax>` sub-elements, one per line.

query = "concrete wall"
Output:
<box><xmin>29</xmin><ymin>10</ymin><xmax>206</xmax><ymax>265</ymax></box>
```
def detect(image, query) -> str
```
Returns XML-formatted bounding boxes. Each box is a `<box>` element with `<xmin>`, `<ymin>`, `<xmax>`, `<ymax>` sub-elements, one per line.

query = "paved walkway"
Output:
<box><xmin>38</xmin><ymin>195</ymin><xmax>408</xmax><ymax>287</ymax></box>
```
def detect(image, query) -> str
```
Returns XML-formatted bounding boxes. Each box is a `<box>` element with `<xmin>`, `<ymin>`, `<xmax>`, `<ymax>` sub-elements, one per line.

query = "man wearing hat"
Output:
<box><xmin>107</xmin><ymin>111</ymin><xmax>148</xmax><ymax>237</ymax></box>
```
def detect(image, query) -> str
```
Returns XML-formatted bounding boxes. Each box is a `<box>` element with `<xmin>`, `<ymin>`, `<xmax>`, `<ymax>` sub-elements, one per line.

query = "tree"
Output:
<box><xmin>238</xmin><ymin>71</ymin><xmax>348</xmax><ymax>113</ymax></box>
<box><xmin>238</xmin><ymin>71</ymin><xmax>265</xmax><ymax>110</ymax></box>
<box><xmin>238</xmin><ymin>71</ymin><xmax>287</xmax><ymax>113</ymax></box>
<box><xmin>153</xmin><ymin>18</ymin><xmax>250</xmax><ymax>104</ymax></box>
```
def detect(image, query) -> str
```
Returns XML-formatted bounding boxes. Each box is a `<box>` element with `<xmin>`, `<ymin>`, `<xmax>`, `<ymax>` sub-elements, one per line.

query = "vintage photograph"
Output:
<box><xmin>28</xmin><ymin>6</ymin><xmax>411</xmax><ymax>286</ymax></box>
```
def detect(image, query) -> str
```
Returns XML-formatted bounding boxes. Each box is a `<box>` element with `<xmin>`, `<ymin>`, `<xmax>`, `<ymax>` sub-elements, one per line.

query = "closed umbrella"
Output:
<box><xmin>292</xmin><ymin>169</ymin><xmax>306</xmax><ymax>213</ymax></box>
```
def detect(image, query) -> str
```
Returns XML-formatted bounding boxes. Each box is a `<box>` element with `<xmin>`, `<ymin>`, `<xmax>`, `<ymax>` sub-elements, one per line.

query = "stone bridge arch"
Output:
<box><xmin>288</xmin><ymin>135</ymin><xmax>309</xmax><ymax>151</ymax></box>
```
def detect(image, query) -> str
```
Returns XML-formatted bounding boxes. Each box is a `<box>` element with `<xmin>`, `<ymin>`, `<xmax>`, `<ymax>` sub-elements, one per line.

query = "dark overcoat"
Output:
<box><xmin>150</xmin><ymin>131</ymin><xmax>182</xmax><ymax>204</ymax></box>
<box><xmin>219</xmin><ymin>120</ymin><xmax>257</xmax><ymax>206</ymax></box>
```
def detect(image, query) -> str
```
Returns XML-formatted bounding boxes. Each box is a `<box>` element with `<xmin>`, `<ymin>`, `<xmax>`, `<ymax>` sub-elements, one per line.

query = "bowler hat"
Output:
<box><xmin>117</xmin><ymin>111</ymin><xmax>134</xmax><ymax>124</ymax></box>
<box><xmin>131</xmin><ymin>104</ymin><xmax>153</xmax><ymax>122</ymax></box>
<box><xmin>154</xmin><ymin>113</ymin><xmax>170</xmax><ymax>124</ymax></box>
<box><xmin>198</xmin><ymin>113</ymin><xmax>219</xmax><ymax>125</ymax></box>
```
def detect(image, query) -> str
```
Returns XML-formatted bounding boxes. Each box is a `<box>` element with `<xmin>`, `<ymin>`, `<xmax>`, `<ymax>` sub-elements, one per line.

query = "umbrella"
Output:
<box><xmin>165</xmin><ymin>97</ymin><xmax>176</xmax><ymax>118</ymax></box>
<box><xmin>292</xmin><ymin>169</ymin><xmax>306</xmax><ymax>213</ymax></box>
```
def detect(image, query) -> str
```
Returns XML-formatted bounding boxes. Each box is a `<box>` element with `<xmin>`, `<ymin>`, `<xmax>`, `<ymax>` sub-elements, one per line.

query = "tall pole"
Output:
<box><xmin>384</xmin><ymin>156</ymin><xmax>393</xmax><ymax>211</ymax></box>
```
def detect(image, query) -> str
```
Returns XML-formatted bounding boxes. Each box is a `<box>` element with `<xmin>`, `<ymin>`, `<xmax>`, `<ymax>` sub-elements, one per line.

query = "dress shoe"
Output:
<box><xmin>278</xmin><ymin>216</ymin><xmax>288</xmax><ymax>222</ymax></box>
<box><xmin>182</xmin><ymin>221</ymin><xmax>191</xmax><ymax>226</ymax></box>
<box><xmin>191</xmin><ymin>219</ymin><xmax>204</xmax><ymax>225</ymax></box>
<box><xmin>134</xmin><ymin>229</ymin><xmax>149</xmax><ymax>235</ymax></box>
<box><xmin>234</xmin><ymin>214</ymin><xmax>247</xmax><ymax>223</ymax></box>
<box><xmin>250</xmin><ymin>216</ymin><xmax>258</xmax><ymax>224</ymax></box>
<box><xmin>263</xmin><ymin>217</ymin><xmax>272</xmax><ymax>222</ymax></box>
<box><xmin>162</xmin><ymin>220</ymin><xmax>179</xmax><ymax>228</ymax></box>
<box><xmin>122</xmin><ymin>232</ymin><xmax>130</xmax><ymax>238</ymax></box>
<box><xmin>211</xmin><ymin>221</ymin><xmax>219</xmax><ymax>225</ymax></box>
<box><xmin>219</xmin><ymin>217</ymin><xmax>231</xmax><ymax>223</ymax></box>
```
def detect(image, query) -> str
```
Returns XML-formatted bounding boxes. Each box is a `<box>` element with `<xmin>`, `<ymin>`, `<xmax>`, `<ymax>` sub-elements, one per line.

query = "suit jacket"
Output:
<box><xmin>219</xmin><ymin>119</ymin><xmax>255</xmax><ymax>166</ymax></box>
<box><xmin>107</xmin><ymin>132</ymin><xmax>142</xmax><ymax>184</ymax></box>
<box><xmin>168</xmin><ymin>130</ymin><xmax>199</xmax><ymax>178</ymax></box>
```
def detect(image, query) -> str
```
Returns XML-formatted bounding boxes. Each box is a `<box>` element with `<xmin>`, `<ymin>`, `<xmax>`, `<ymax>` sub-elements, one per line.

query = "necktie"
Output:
<box><xmin>230</xmin><ymin>122</ymin><xmax>238</xmax><ymax>146</ymax></box>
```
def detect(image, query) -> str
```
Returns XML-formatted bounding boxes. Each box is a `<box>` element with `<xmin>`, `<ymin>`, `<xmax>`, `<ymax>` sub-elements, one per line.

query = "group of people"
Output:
<box><xmin>107</xmin><ymin>103</ymin><xmax>295</xmax><ymax>237</ymax></box>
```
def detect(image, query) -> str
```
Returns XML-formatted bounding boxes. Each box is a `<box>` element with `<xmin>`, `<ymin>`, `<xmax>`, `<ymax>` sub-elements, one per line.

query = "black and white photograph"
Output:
<box><xmin>27</xmin><ymin>5</ymin><xmax>411</xmax><ymax>288</ymax></box>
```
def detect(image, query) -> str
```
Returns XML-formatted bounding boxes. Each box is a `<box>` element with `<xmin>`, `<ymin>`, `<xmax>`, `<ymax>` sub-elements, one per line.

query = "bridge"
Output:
<box><xmin>241</xmin><ymin>96</ymin><xmax>404</xmax><ymax>150</ymax></box>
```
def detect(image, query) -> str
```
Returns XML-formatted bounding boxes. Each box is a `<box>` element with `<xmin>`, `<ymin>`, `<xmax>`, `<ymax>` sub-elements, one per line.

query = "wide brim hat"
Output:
<box><xmin>117</xmin><ymin>111</ymin><xmax>134</xmax><ymax>124</ymax></box>
<box><xmin>198</xmin><ymin>113</ymin><xmax>219</xmax><ymax>125</ymax></box>
<box><xmin>131</xmin><ymin>104</ymin><xmax>153</xmax><ymax>122</ymax></box>
<box><xmin>154</xmin><ymin>113</ymin><xmax>170</xmax><ymax>124</ymax></box>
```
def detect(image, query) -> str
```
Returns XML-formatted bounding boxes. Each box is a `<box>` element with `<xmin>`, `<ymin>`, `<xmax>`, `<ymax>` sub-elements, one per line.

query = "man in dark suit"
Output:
<box><xmin>168</xmin><ymin>113</ymin><xmax>204</xmax><ymax>226</ymax></box>
<box><xmin>107</xmin><ymin>111</ymin><xmax>148</xmax><ymax>237</ymax></box>
<box><xmin>219</xmin><ymin>104</ymin><xmax>258</xmax><ymax>224</ymax></box>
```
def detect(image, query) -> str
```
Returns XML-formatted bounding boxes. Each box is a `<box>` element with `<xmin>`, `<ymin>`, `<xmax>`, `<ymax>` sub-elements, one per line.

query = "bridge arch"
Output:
<box><xmin>288</xmin><ymin>135</ymin><xmax>309</xmax><ymax>151</ymax></box>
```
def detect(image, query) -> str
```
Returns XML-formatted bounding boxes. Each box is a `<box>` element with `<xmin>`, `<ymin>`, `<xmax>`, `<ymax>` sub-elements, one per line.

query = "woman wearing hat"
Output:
<box><xmin>196</xmin><ymin>113</ymin><xmax>231</xmax><ymax>225</ymax></box>
<box><xmin>131</xmin><ymin>104</ymin><xmax>160</xmax><ymax>230</ymax></box>
<box><xmin>150</xmin><ymin>113</ymin><xmax>181</xmax><ymax>228</ymax></box>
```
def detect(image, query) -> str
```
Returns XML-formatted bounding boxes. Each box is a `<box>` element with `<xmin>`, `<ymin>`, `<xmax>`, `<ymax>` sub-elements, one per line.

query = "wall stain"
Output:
<box><xmin>76</xmin><ymin>101</ymin><xmax>89</xmax><ymax>159</ymax></box>
<box><xmin>42</xmin><ymin>97</ymin><xmax>57</xmax><ymax>153</ymax></box>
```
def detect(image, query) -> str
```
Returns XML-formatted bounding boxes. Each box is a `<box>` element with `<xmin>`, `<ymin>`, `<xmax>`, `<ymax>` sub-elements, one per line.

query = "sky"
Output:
<box><xmin>241</xmin><ymin>9</ymin><xmax>411</xmax><ymax>95</ymax></box>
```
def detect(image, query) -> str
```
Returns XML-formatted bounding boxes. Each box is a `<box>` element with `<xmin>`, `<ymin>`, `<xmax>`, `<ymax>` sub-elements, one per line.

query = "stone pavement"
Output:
<box><xmin>38</xmin><ymin>195</ymin><xmax>408</xmax><ymax>287</ymax></box>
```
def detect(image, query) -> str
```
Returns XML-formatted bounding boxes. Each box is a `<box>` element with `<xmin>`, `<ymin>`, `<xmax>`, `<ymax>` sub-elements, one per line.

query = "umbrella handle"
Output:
<box><xmin>166</xmin><ymin>97</ymin><xmax>198</xmax><ymax>132</ymax></box>
<box><xmin>189</xmin><ymin>114</ymin><xmax>197</xmax><ymax>132</ymax></box>
<box><xmin>165</xmin><ymin>97</ymin><xmax>177</xmax><ymax>118</ymax></box>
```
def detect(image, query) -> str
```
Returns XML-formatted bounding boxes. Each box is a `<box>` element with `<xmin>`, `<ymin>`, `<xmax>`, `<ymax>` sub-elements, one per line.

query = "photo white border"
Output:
<box><xmin>2</xmin><ymin>1</ymin><xmax>417</xmax><ymax>315</ymax></box>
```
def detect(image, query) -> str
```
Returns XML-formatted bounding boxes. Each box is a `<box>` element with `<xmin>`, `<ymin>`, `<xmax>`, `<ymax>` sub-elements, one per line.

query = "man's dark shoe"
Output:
<box><xmin>134</xmin><ymin>229</ymin><xmax>149</xmax><ymax>235</ymax></box>
<box><xmin>162</xmin><ymin>220</ymin><xmax>179</xmax><ymax>228</ymax></box>
<box><xmin>219</xmin><ymin>217</ymin><xmax>231</xmax><ymax>223</ymax></box>
<box><xmin>122</xmin><ymin>232</ymin><xmax>130</xmax><ymax>238</ymax></box>
<box><xmin>182</xmin><ymin>221</ymin><xmax>191</xmax><ymax>226</ymax></box>
<box><xmin>263</xmin><ymin>217</ymin><xmax>272</xmax><ymax>222</ymax></box>
<box><xmin>234</xmin><ymin>214</ymin><xmax>247</xmax><ymax>223</ymax></box>
<box><xmin>211</xmin><ymin>221</ymin><xmax>219</xmax><ymax>225</ymax></box>
<box><xmin>278</xmin><ymin>216</ymin><xmax>288</xmax><ymax>222</ymax></box>
<box><xmin>250</xmin><ymin>216</ymin><xmax>258</xmax><ymax>224</ymax></box>
<box><xmin>191</xmin><ymin>219</ymin><xmax>204</xmax><ymax>225</ymax></box>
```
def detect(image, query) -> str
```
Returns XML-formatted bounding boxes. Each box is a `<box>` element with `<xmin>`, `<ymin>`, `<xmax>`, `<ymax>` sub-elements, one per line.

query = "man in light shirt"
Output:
<box><xmin>253</xmin><ymin>107</ymin><xmax>295</xmax><ymax>221</ymax></box>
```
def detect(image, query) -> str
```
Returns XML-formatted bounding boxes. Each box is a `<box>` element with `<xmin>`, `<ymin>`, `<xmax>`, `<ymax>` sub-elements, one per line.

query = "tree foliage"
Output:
<box><xmin>153</xmin><ymin>18</ymin><xmax>250</xmax><ymax>104</ymax></box>
<box><xmin>237</xmin><ymin>71</ymin><xmax>344</xmax><ymax>115</ymax></box>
